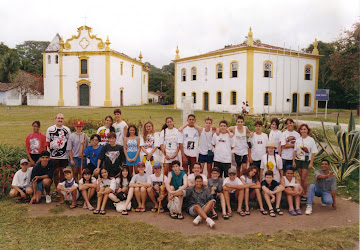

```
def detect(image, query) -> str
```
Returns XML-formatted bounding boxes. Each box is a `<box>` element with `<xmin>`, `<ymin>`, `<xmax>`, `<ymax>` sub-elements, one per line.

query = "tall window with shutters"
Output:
<box><xmin>231</xmin><ymin>61</ymin><xmax>238</xmax><ymax>78</ymax></box>
<box><xmin>216</xmin><ymin>63</ymin><xmax>223</xmax><ymax>79</ymax></box>
<box><xmin>191</xmin><ymin>67</ymin><xmax>197</xmax><ymax>81</ymax></box>
<box><xmin>216</xmin><ymin>91</ymin><xmax>222</xmax><ymax>104</ymax></box>
<box><xmin>230</xmin><ymin>91</ymin><xmax>237</xmax><ymax>105</ymax></box>
<box><xmin>305</xmin><ymin>65</ymin><xmax>312</xmax><ymax>80</ymax></box>
<box><xmin>263</xmin><ymin>61</ymin><xmax>272</xmax><ymax>78</ymax></box>
<box><xmin>181</xmin><ymin>68</ymin><xmax>186</xmax><ymax>81</ymax></box>
<box><xmin>192</xmin><ymin>92</ymin><xmax>196</xmax><ymax>103</ymax></box>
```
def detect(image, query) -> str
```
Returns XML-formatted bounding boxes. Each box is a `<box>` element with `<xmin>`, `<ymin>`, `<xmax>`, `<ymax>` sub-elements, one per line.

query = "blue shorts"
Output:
<box><xmin>70</xmin><ymin>157</ymin><xmax>87</xmax><ymax>168</ymax></box>
<box><xmin>198</xmin><ymin>153</ymin><xmax>214</xmax><ymax>164</ymax></box>
<box><xmin>36</xmin><ymin>182</ymin><xmax>43</xmax><ymax>191</ymax></box>
<box><xmin>189</xmin><ymin>204</ymin><xmax>206</xmax><ymax>217</ymax></box>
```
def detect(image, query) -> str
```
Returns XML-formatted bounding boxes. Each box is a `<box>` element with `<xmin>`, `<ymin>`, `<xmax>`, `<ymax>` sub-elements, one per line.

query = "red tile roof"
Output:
<box><xmin>0</xmin><ymin>82</ymin><xmax>13</xmax><ymax>92</ymax></box>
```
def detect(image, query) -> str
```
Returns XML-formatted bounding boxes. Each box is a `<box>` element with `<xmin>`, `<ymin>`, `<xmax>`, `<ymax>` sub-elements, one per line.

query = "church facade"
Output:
<box><xmin>173</xmin><ymin>28</ymin><xmax>321</xmax><ymax>114</ymax></box>
<box><xmin>42</xmin><ymin>26</ymin><xmax>149</xmax><ymax>107</ymax></box>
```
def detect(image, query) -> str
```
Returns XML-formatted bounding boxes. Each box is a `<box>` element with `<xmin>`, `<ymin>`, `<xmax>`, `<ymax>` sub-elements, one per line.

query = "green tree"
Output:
<box><xmin>16</xmin><ymin>41</ymin><xmax>49</xmax><ymax>76</ymax></box>
<box><xmin>146</xmin><ymin>62</ymin><xmax>174</xmax><ymax>104</ymax></box>
<box><xmin>0</xmin><ymin>43</ymin><xmax>20</xmax><ymax>83</ymax></box>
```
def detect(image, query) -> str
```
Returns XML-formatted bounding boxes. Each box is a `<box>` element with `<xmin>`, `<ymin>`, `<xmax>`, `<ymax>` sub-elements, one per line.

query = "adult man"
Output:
<box><xmin>305</xmin><ymin>159</ymin><xmax>337</xmax><ymax>215</ymax></box>
<box><xmin>179</xmin><ymin>114</ymin><xmax>199</xmax><ymax>174</ymax></box>
<box><xmin>173</xmin><ymin>175</ymin><xmax>216</xmax><ymax>228</ymax></box>
<box><xmin>46</xmin><ymin>113</ymin><xmax>71</xmax><ymax>194</ymax></box>
<box><xmin>30</xmin><ymin>151</ymin><xmax>55</xmax><ymax>204</ymax></box>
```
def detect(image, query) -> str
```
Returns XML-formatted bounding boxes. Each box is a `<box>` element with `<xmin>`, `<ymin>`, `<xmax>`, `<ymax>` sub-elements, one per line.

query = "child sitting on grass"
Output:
<box><xmin>261</xmin><ymin>170</ymin><xmax>284</xmax><ymax>217</ymax></box>
<box><xmin>280</xmin><ymin>166</ymin><xmax>303</xmax><ymax>216</ymax></box>
<box><xmin>10</xmin><ymin>159</ymin><xmax>33</xmax><ymax>202</ymax></box>
<box><xmin>57</xmin><ymin>167</ymin><xmax>79</xmax><ymax>209</ymax></box>
<box><xmin>208</xmin><ymin>167</ymin><xmax>227</xmax><ymax>220</ymax></box>
<box><xmin>94</xmin><ymin>168</ymin><xmax>116</xmax><ymax>215</ymax></box>
<box><xmin>78</xmin><ymin>168</ymin><xmax>97</xmax><ymax>211</ymax></box>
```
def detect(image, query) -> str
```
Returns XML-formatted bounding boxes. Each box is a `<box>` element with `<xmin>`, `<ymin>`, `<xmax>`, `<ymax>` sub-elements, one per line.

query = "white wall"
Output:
<box><xmin>0</xmin><ymin>92</ymin><xmax>5</xmax><ymax>104</ymax></box>
<box><xmin>5</xmin><ymin>89</ymin><xmax>21</xmax><ymax>105</ymax></box>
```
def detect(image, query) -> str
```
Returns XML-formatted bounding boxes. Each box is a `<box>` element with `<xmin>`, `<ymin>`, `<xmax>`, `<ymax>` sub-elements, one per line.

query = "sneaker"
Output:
<box><xmin>321</xmin><ymin>203</ymin><xmax>327</xmax><ymax>207</ymax></box>
<box><xmin>305</xmin><ymin>205</ymin><xmax>312</xmax><ymax>215</ymax></box>
<box><xmin>46</xmin><ymin>195</ymin><xmax>52</xmax><ymax>204</ymax></box>
<box><xmin>206</xmin><ymin>218</ymin><xmax>215</xmax><ymax>228</ymax></box>
<box><xmin>193</xmin><ymin>215</ymin><xmax>202</xmax><ymax>225</ymax></box>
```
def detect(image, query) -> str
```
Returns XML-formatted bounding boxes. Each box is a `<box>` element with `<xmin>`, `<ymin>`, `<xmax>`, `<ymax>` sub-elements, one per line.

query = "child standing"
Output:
<box><xmin>280</xmin><ymin>118</ymin><xmax>300</xmax><ymax>174</ymax></box>
<box><xmin>67</xmin><ymin>120</ymin><xmax>89</xmax><ymax>182</ymax></box>
<box><xmin>78</xmin><ymin>168</ymin><xmax>97</xmax><ymax>211</ymax></box>
<box><xmin>97</xmin><ymin>116</ymin><xmax>115</xmax><ymax>145</ymax></box>
<box><xmin>248</xmin><ymin>120</ymin><xmax>268</xmax><ymax>170</ymax></box>
<box><xmin>212</xmin><ymin>120</ymin><xmax>234</xmax><ymax>178</ymax></box>
<box><xmin>140</xmin><ymin>121</ymin><xmax>159</xmax><ymax>166</ymax></box>
<box><xmin>113</xmin><ymin>108</ymin><xmax>128</xmax><ymax>146</ymax></box>
<box><xmin>269</xmin><ymin>118</ymin><xmax>282</xmax><ymax>155</ymax></box>
<box><xmin>260</xmin><ymin>141</ymin><xmax>283</xmax><ymax>182</ymax></box>
<box><xmin>197</xmin><ymin>117</ymin><xmax>216</xmax><ymax>178</ymax></box>
<box><xmin>25</xmin><ymin>121</ymin><xmax>47</xmax><ymax>167</ymax></box>
<box><xmin>57</xmin><ymin>167</ymin><xmax>79</xmax><ymax>209</ymax></box>
<box><xmin>261</xmin><ymin>170</ymin><xmax>284</xmax><ymax>217</ymax></box>
<box><xmin>124</xmin><ymin>125</ymin><xmax>141</xmax><ymax>175</ymax></box>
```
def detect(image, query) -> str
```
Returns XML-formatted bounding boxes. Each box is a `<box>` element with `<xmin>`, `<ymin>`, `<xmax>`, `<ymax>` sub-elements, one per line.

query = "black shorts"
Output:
<box><xmin>213</xmin><ymin>161</ymin><xmax>231</xmax><ymax>177</ymax></box>
<box><xmin>282</xmin><ymin>159</ymin><xmax>293</xmax><ymax>170</ymax></box>
<box><xmin>198</xmin><ymin>153</ymin><xmax>214</xmax><ymax>164</ymax></box>
<box><xmin>252</xmin><ymin>160</ymin><xmax>261</xmax><ymax>170</ymax></box>
<box><xmin>52</xmin><ymin>159</ymin><xmax>69</xmax><ymax>169</ymax></box>
<box><xmin>234</xmin><ymin>154</ymin><xmax>247</xmax><ymax>167</ymax></box>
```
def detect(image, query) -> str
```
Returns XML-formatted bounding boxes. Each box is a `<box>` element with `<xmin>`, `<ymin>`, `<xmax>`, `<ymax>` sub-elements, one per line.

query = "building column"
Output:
<box><xmin>246</xmin><ymin>49</ymin><xmax>254</xmax><ymax>114</ymax></box>
<box><xmin>314</xmin><ymin>58</ymin><xmax>319</xmax><ymax>112</ymax></box>
<box><xmin>174</xmin><ymin>62</ymin><xmax>177</xmax><ymax>109</ymax></box>
<box><xmin>58</xmin><ymin>39</ymin><xmax>64</xmax><ymax>106</ymax></box>
<box><xmin>104</xmin><ymin>37</ymin><xmax>112</xmax><ymax>107</ymax></box>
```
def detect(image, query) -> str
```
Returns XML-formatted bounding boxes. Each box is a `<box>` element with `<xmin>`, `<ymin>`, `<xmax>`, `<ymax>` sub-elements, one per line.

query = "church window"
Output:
<box><xmin>216</xmin><ymin>63</ymin><xmax>223</xmax><ymax>79</ymax></box>
<box><xmin>231</xmin><ymin>61</ymin><xmax>238</xmax><ymax>78</ymax></box>
<box><xmin>182</xmin><ymin>92</ymin><xmax>186</xmax><ymax>97</ymax></box>
<box><xmin>192</xmin><ymin>92</ymin><xmax>196</xmax><ymax>103</ymax></box>
<box><xmin>304</xmin><ymin>93</ymin><xmax>311</xmax><ymax>107</ymax></box>
<box><xmin>132</xmin><ymin>65</ymin><xmax>134</xmax><ymax>77</ymax></box>
<box><xmin>305</xmin><ymin>65</ymin><xmax>312</xmax><ymax>80</ymax></box>
<box><xmin>48</xmin><ymin>55</ymin><xmax>51</xmax><ymax>64</ymax></box>
<box><xmin>263</xmin><ymin>61</ymin><xmax>272</xmax><ymax>78</ymax></box>
<box><xmin>81</xmin><ymin>59</ymin><xmax>88</xmax><ymax>75</ymax></box>
<box><xmin>55</xmin><ymin>55</ymin><xmax>58</xmax><ymax>64</ymax></box>
<box><xmin>264</xmin><ymin>92</ymin><xmax>272</xmax><ymax>106</ymax></box>
<box><xmin>216</xmin><ymin>91</ymin><xmax>222</xmax><ymax>104</ymax></box>
<box><xmin>181</xmin><ymin>68</ymin><xmax>186</xmax><ymax>81</ymax></box>
<box><xmin>191</xmin><ymin>67</ymin><xmax>197</xmax><ymax>81</ymax></box>
<box><xmin>230</xmin><ymin>91</ymin><xmax>237</xmax><ymax>105</ymax></box>
<box><xmin>120</xmin><ymin>61</ymin><xmax>123</xmax><ymax>75</ymax></box>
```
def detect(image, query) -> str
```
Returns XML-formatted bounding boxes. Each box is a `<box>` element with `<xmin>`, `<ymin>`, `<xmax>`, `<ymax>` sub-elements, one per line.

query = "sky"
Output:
<box><xmin>0</xmin><ymin>0</ymin><xmax>359</xmax><ymax>67</ymax></box>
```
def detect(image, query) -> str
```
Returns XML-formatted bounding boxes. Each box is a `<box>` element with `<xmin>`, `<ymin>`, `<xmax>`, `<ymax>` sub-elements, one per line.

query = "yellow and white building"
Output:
<box><xmin>173</xmin><ymin>28</ymin><xmax>321</xmax><ymax>114</ymax></box>
<box><xmin>40</xmin><ymin>26</ymin><xmax>149</xmax><ymax>107</ymax></box>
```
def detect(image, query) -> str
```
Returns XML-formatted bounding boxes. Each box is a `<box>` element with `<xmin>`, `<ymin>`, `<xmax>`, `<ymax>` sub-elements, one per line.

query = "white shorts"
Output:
<box><xmin>61</xmin><ymin>190</ymin><xmax>80</xmax><ymax>201</ymax></box>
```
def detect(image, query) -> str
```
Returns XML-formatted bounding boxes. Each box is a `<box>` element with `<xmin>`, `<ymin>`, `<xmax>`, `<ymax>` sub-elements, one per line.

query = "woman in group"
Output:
<box><xmin>159</xmin><ymin>117</ymin><xmax>182</xmax><ymax>176</ymax></box>
<box><xmin>260</xmin><ymin>141</ymin><xmax>283</xmax><ymax>183</ymax></box>
<box><xmin>123</xmin><ymin>125</ymin><xmax>141</xmax><ymax>175</ymax></box>
<box><xmin>280</xmin><ymin>166</ymin><xmax>303</xmax><ymax>215</ymax></box>
<box><xmin>25</xmin><ymin>121</ymin><xmax>47</xmax><ymax>167</ymax></box>
<box><xmin>293</xmin><ymin>124</ymin><xmax>318</xmax><ymax>201</ymax></box>
<box><xmin>140</xmin><ymin>121</ymin><xmax>159</xmax><ymax>167</ymax></box>
<box><xmin>97</xmin><ymin>115</ymin><xmax>115</xmax><ymax>145</ymax></box>
<box><xmin>238</xmin><ymin>165</ymin><xmax>266</xmax><ymax>216</ymax></box>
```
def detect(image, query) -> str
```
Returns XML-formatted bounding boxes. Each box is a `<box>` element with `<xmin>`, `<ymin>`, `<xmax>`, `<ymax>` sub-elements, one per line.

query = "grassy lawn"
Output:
<box><xmin>285</xmin><ymin>108</ymin><xmax>359</xmax><ymax>124</ymax></box>
<box><xmin>0</xmin><ymin>199</ymin><xmax>358</xmax><ymax>249</ymax></box>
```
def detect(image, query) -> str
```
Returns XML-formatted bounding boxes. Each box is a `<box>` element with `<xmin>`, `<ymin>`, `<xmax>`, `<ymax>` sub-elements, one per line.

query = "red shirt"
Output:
<box><xmin>25</xmin><ymin>132</ymin><xmax>47</xmax><ymax>154</ymax></box>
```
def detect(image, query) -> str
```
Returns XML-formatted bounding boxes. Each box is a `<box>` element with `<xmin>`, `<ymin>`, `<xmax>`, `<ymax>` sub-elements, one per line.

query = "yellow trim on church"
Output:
<box><xmin>174</xmin><ymin>62</ymin><xmax>177</xmax><ymax>108</ymax></box>
<box><xmin>79</xmin><ymin>56</ymin><xmax>89</xmax><ymax>76</ymax></box>
<box><xmin>246</xmin><ymin>49</ymin><xmax>254</xmax><ymax>114</ymax></box>
<box><xmin>104</xmin><ymin>51</ymin><xmax>112</xmax><ymax>107</ymax></box>
<box><xmin>43</xmin><ymin>53</ymin><xmax>46</xmax><ymax>78</ymax></box>
<box><xmin>314</xmin><ymin>58</ymin><xmax>319</xmax><ymax>111</ymax></box>
<box><xmin>64</xmin><ymin>26</ymin><xmax>104</xmax><ymax>50</ymax></box>
<box><xmin>58</xmin><ymin>39</ymin><xmax>64</xmax><ymax>106</ymax></box>
<box><xmin>76</xmin><ymin>79</ymin><xmax>91</xmax><ymax>85</ymax></box>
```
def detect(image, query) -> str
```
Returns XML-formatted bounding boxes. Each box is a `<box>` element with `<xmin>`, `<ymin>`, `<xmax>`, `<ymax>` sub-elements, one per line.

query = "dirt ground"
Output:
<box><xmin>28</xmin><ymin>197</ymin><xmax>359</xmax><ymax>237</ymax></box>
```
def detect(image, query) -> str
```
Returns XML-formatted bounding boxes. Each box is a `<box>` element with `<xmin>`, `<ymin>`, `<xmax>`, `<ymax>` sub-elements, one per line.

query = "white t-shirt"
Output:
<box><xmin>147</xmin><ymin>174</ymin><xmax>167</xmax><ymax>189</ymax></box>
<box><xmin>281</xmin><ymin>130</ymin><xmax>300</xmax><ymax>160</ymax></box>
<box><xmin>294</xmin><ymin>136</ymin><xmax>318</xmax><ymax>161</ymax></box>
<box><xmin>187</xmin><ymin>173</ymin><xmax>207</xmax><ymax>182</ymax></box>
<box><xmin>46</xmin><ymin>125</ymin><xmax>71</xmax><ymax>159</ymax></box>
<box><xmin>12</xmin><ymin>167</ymin><xmax>33</xmax><ymax>187</ymax></box>
<box><xmin>97</xmin><ymin>126</ymin><xmax>111</xmax><ymax>146</ymax></box>
<box><xmin>198</xmin><ymin>128</ymin><xmax>213</xmax><ymax>155</ymax></box>
<box><xmin>115</xmin><ymin>177</ymin><xmax>129</xmax><ymax>189</ymax></box>
<box><xmin>181</xmin><ymin>126</ymin><xmax>199</xmax><ymax>157</ymax></box>
<box><xmin>212</xmin><ymin>133</ymin><xmax>234</xmax><ymax>163</ymax></box>
<box><xmin>260</xmin><ymin>154</ymin><xmax>283</xmax><ymax>182</ymax></box>
<box><xmin>98</xmin><ymin>178</ymin><xmax>116</xmax><ymax>191</ymax></box>
<box><xmin>232</xmin><ymin>126</ymin><xmax>249</xmax><ymax>156</ymax></box>
<box><xmin>223</xmin><ymin>177</ymin><xmax>243</xmax><ymax>193</ymax></box>
<box><xmin>249</xmin><ymin>133</ymin><xmax>268</xmax><ymax>161</ymax></box>
<box><xmin>269</xmin><ymin>129</ymin><xmax>282</xmax><ymax>153</ymax></box>
<box><xmin>159</xmin><ymin>128</ymin><xmax>182</xmax><ymax>156</ymax></box>
<box><xmin>79</xmin><ymin>177</ymin><xmax>96</xmax><ymax>184</ymax></box>
<box><xmin>140</xmin><ymin>133</ymin><xmax>159</xmax><ymax>157</ymax></box>
<box><xmin>130</xmin><ymin>173</ymin><xmax>148</xmax><ymax>184</ymax></box>
<box><xmin>113</xmin><ymin>121</ymin><xmax>128</xmax><ymax>146</ymax></box>
<box><xmin>59</xmin><ymin>178</ymin><xmax>79</xmax><ymax>190</ymax></box>
<box><xmin>240</xmin><ymin>175</ymin><xmax>254</xmax><ymax>185</ymax></box>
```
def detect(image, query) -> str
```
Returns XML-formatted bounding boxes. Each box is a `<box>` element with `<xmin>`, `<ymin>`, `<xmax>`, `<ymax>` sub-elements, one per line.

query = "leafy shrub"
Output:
<box><xmin>0</xmin><ymin>165</ymin><xmax>19</xmax><ymax>198</ymax></box>
<box><xmin>0</xmin><ymin>144</ymin><xmax>27</xmax><ymax>166</ymax></box>
<box><xmin>63</xmin><ymin>118</ymin><xmax>104</xmax><ymax>132</ymax></box>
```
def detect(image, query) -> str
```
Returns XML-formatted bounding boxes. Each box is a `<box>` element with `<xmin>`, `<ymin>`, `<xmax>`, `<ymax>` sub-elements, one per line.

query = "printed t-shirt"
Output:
<box><xmin>208</xmin><ymin>178</ymin><xmax>223</xmax><ymax>193</ymax></box>
<box><xmin>260</xmin><ymin>154</ymin><xmax>283</xmax><ymax>182</ymax></box>
<box><xmin>249</xmin><ymin>133</ymin><xmax>268</xmax><ymax>161</ymax></box>
<box><xmin>269</xmin><ymin>129</ymin><xmax>282</xmax><ymax>153</ymax></box>
<box><xmin>181</xmin><ymin>126</ymin><xmax>199</xmax><ymax>157</ymax></box>
<box><xmin>198</xmin><ymin>128</ymin><xmax>213</xmax><ymax>155</ymax></box>
<box><xmin>159</xmin><ymin>128</ymin><xmax>182</xmax><ymax>156</ymax></box>
<box><xmin>46</xmin><ymin>125</ymin><xmax>71</xmax><ymax>159</ymax></box>
<box><xmin>294</xmin><ymin>136</ymin><xmax>318</xmax><ymax>161</ymax></box>
<box><xmin>12</xmin><ymin>167</ymin><xmax>33</xmax><ymax>187</ymax></box>
<box><xmin>113</xmin><ymin>121</ymin><xmax>128</xmax><ymax>146</ymax></box>
<box><xmin>281</xmin><ymin>130</ymin><xmax>300</xmax><ymax>160</ymax></box>
<box><xmin>25</xmin><ymin>132</ymin><xmax>47</xmax><ymax>154</ymax></box>
<box><xmin>212</xmin><ymin>133</ymin><xmax>234</xmax><ymax>163</ymax></box>
<box><xmin>261</xmin><ymin>180</ymin><xmax>279</xmax><ymax>191</ymax></box>
<box><xmin>232</xmin><ymin>126</ymin><xmax>249</xmax><ymax>156</ymax></box>
<box><xmin>223</xmin><ymin>177</ymin><xmax>243</xmax><ymax>193</ymax></box>
<box><xmin>97</xmin><ymin>126</ymin><xmax>111</xmax><ymax>146</ymax></box>
<box><xmin>84</xmin><ymin>145</ymin><xmax>103</xmax><ymax>166</ymax></box>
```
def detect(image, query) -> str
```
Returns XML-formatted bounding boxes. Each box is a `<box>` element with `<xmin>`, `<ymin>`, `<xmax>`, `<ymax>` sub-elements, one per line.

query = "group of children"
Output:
<box><xmin>10</xmin><ymin>109</ymin><xmax>325</xmax><ymax>226</ymax></box>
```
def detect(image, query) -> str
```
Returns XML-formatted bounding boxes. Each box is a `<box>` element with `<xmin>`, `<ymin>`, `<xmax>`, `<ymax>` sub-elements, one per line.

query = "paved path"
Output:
<box><xmin>296</xmin><ymin>120</ymin><xmax>360</xmax><ymax>131</ymax></box>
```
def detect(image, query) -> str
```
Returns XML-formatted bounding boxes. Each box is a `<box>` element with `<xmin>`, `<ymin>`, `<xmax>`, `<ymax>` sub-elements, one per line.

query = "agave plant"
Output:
<box><xmin>315</xmin><ymin>111</ymin><xmax>359</xmax><ymax>183</ymax></box>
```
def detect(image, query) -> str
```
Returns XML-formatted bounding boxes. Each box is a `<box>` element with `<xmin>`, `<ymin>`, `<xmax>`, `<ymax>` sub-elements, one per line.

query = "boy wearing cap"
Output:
<box><xmin>147</xmin><ymin>161</ymin><xmax>168</xmax><ymax>212</ymax></box>
<box><xmin>56</xmin><ymin>167</ymin><xmax>79</xmax><ymax>208</ymax></box>
<box><xmin>67</xmin><ymin>120</ymin><xmax>89</xmax><ymax>182</ymax></box>
<box><xmin>30</xmin><ymin>151</ymin><xmax>55</xmax><ymax>204</ymax></box>
<box><xmin>10</xmin><ymin>159</ymin><xmax>33</xmax><ymax>201</ymax></box>
<box><xmin>223</xmin><ymin>167</ymin><xmax>245</xmax><ymax>217</ymax></box>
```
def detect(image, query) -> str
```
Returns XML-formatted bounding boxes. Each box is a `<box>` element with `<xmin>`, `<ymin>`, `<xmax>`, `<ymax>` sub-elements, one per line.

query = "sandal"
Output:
<box><xmin>222</xmin><ymin>214</ymin><xmax>229</xmax><ymax>220</ymax></box>
<box><xmin>83</xmin><ymin>204</ymin><xmax>88</xmax><ymax>209</ymax></box>
<box><xmin>177</xmin><ymin>213</ymin><xmax>184</xmax><ymax>220</ymax></box>
<box><xmin>122</xmin><ymin>210</ymin><xmax>128</xmax><ymax>215</ymax></box>
<box><xmin>227</xmin><ymin>211</ymin><xmax>232</xmax><ymax>217</ymax></box>
<box><xmin>151</xmin><ymin>207</ymin><xmax>158</xmax><ymax>213</ymax></box>
<box><xmin>275</xmin><ymin>208</ymin><xmax>283</xmax><ymax>215</ymax></box>
<box><xmin>245</xmin><ymin>210</ymin><xmax>250</xmax><ymax>216</ymax></box>
<box><xmin>169</xmin><ymin>212</ymin><xmax>178</xmax><ymax>219</ymax></box>
<box><xmin>70</xmin><ymin>204</ymin><xmax>77</xmax><ymax>209</ymax></box>
<box><xmin>88</xmin><ymin>206</ymin><xmax>94</xmax><ymax>211</ymax></box>
<box><xmin>93</xmin><ymin>209</ymin><xmax>100</xmax><ymax>214</ymax></box>
<box><xmin>100</xmin><ymin>210</ymin><xmax>106</xmax><ymax>215</ymax></box>
<box><xmin>211</xmin><ymin>212</ymin><xmax>218</xmax><ymax>220</ymax></box>
<box><xmin>269</xmin><ymin>209</ymin><xmax>276</xmax><ymax>217</ymax></box>
<box><xmin>238</xmin><ymin>211</ymin><xmax>245</xmax><ymax>217</ymax></box>
<box><xmin>135</xmin><ymin>207</ymin><xmax>141</xmax><ymax>212</ymax></box>
<box><xmin>289</xmin><ymin>210</ymin><xmax>297</xmax><ymax>216</ymax></box>
<box><xmin>301</xmin><ymin>196</ymin><xmax>307</xmax><ymax>201</ymax></box>
<box><xmin>56</xmin><ymin>202</ymin><xmax>65</xmax><ymax>206</ymax></box>
<box><xmin>295</xmin><ymin>209</ymin><xmax>302</xmax><ymax>215</ymax></box>
<box><xmin>140</xmin><ymin>208</ymin><xmax>146</xmax><ymax>212</ymax></box>
<box><xmin>260</xmin><ymin>210</ymin><xmax>268</xmax><ymax>215</ymax></box>
<box><xmin>159</xmin><ymin>208</ymin><xmax>165</xmax><ymax>213</ymax></box>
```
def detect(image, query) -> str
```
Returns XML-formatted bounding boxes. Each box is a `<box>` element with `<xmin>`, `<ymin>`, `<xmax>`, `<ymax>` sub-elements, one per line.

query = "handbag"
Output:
<box><xmin>167</xmin><ymin>196</ymin><xmax>180</xmax><ymax>213</ymax></box>
<box><xmin>114</xmin><ymin>201</ymin><xmax>131</xmax><ymax>212</ymax></box>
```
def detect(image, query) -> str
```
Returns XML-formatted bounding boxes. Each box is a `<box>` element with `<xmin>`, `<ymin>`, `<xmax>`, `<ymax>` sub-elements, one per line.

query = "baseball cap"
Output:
<box><xmin>228</xmin><ymin>168</ymin><xmax>236</xmax><ymax>174</ymax></box>
<box><xmin>20</xmin><ymin>159</ymin><xmax>29</xmax><ymax>165</ymax></box>
<box><xmin>137</xmin><ymin>162</ymin><xmax>145</xmax><ymax>168</ymax></box>
<box><xmin>74</xmin><ymin>120</ymin><xmax>84</xmax><ymax>127</ymax></box>
<box><xmin>63</xmin><ymin>167</ymin><xmax>73</xmax><ymax>173</ymax></box>
<box><xmin>211</xmin><ymin>167</ymin><xmax>220</xmax><ymax>174</ymax></box>
<box><xmin>153</xmin><ymin>161</ymin><xmax>161</xmax><ymax>169</ymax></box>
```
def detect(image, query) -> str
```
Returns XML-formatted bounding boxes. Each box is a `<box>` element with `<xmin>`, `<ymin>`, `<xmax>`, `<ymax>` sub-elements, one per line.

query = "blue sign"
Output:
<box><xmin>316</xmin><ymin>89</ymin><xmax>329</xmax><ymax>101</ymax></box>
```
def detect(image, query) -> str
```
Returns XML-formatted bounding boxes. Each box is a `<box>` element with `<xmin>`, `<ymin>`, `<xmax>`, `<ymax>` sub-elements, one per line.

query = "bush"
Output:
<box><xmin>0</xmin><ymin>164</ymin><xmax>19</xmax><ymax>198</ymax></box>
<box><xmin>63</xmin><ymin>118</ymin><xmax>104</xmax><ymax>132</ymax></box>
<box><xmin>0</xmin><ymin>144</ymin><xmax>27</xmax><ymax>166</ymax></box>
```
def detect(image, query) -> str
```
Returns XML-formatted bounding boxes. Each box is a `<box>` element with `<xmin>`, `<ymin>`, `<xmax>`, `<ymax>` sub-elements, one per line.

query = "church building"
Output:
<box><xmin>173</xmin><ymin>28</ymin><xmax>321</xmax><ymax>114</ymax></box>
<box><xmin>42</xmin><ymin>26</ymin><xmax>149</xmax><ymax>107</ymax></box>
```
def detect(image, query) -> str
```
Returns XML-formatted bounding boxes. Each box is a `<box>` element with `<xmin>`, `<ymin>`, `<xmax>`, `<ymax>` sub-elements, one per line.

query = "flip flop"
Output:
<box><xmin>151</xmin><ymin>207</ymin><xmax>157</xmax><ymax>213</ymax></box>
<box><xmin>275</xmin><ymin>208</ymin><xmax>283</xmax><ymax>215</ymax></box>
<box><xmin>88</xmin><ymin>206</ymin><xmax>94</xmax><ymax>211</ymax></box>
<box><xmin>70</xmin><ymin>204</ymin><xmax>77</xmax><ymax>209</ymax></box>
<box><xmin>245</xmin><ymin>210</ymin><xmax>250</xmax><ymax>215</ymax></box>
<box><xmin>296</xmin><ymin>209</ymin><xmax>302</xmax><ymax>215</ymax></box>
<box><xmin>93</xmin><ymin>209</ymin><xmax>100</xmax><ymax>214</ymax></box>
<box><xmin>100</xmin><ymin>210</ymin><xmax>106</xmax><ymax>215</ymax></box>
<box><xmin>140</xmin><ymin>208</ymin><xmax>146</xmax><ymax>212</ymax></box>
<box><xmin>227</xmin><ymin>212</ymin><xmax>232</xmax><ymax>217</ymax></box>
<box><xmin>260</xmin><ymin>210</ymin><xmax>268</xmax><ymax>215</ymax></box>
<box><xmin>122</xmin><ymin>210</ymin><xmax>128</xmax><ymax>215</ymax></box>
<box><xmin>83</xmin><ymin>204</ymin><xmax>88</xmax><ymax>209</ymax></box>
<box><xmin>56</xmin><ymin>202</ymin><xmax>65</xmax><ymax>206</ymax></box>
<box><xmin>238</xmin><ymin>211</ymin><xmax>245</xmax><ymax>216</ymax></box>
<box><xmin>222</xmin><ymin>214</ymin><xmax>229</xmax><ymax>220</ymax></box>
<box><xmin>177</xmin><ymin>213</ymin><xmax>184</xmax><ymax>220</ymax></box>
<box><xmin>211</xmin><ymin>213</ymin><xmax>218</xmax><ymax>220</ymax></box>
<box><xmin>289</xmin><ymin>210</ymin><xmax>297</xmax><ymax>216</ymax></box>
<box><xmin>269</xmin><ymin>209</ymin><xmax>276</xmax><ymax>217</ymax></box>
<box><xmin>169</xmin><ymin>212</ymin><xmax>178</xmax><ymax>219</ymax></box>
<box><xmin>159</xmin><ymin>208</ymin><xmax>165</xmax><ymax>213</ymax></box>
<box><xmin>135</xmin><ymin>207</ymin><xmax>141</xmax><ymax>212</ymax></box>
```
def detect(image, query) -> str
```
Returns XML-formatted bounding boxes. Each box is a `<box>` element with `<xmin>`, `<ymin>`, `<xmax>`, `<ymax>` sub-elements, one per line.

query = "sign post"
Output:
<box><xmin>315</xmin><ymin>89</ymin><xmax>329</xmax><ymax>119</ymax></box>
<box><xmin>181</xmin><ymin>96</ymin><xmax>194</xmax><ymax>125</ymax></box>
